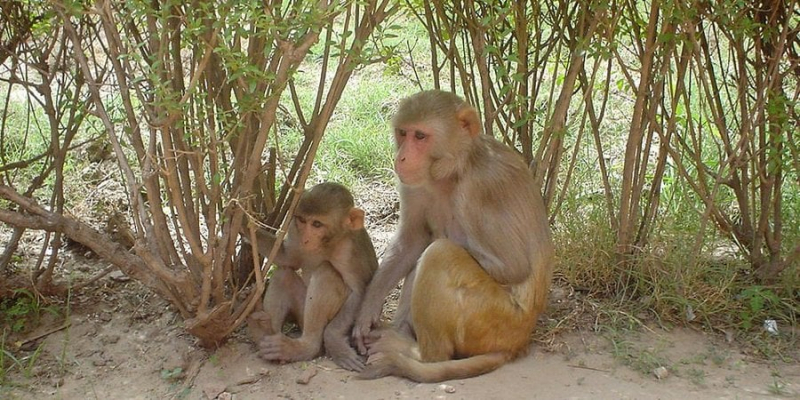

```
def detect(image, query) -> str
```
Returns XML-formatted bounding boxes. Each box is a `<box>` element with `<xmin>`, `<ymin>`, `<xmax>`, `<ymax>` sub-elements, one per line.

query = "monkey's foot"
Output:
<box><xmin>246</xmin><ymin>311</ymin><xmax>275</xmax><ymax>343</ymax></box>
<box><xmin>326</xmin><ymin>342</ymin><xmax>366</xmax><ymax>372</ymax></box>
<box><xmin>258</xmin><ymin>334</ymin><xmax>319</xmax><ymax>363</ymax></box>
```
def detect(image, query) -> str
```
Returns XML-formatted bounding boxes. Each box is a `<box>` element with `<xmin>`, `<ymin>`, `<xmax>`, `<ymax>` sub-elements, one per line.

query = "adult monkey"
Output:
<box><xmin>246</xmin><ymin>182</ymin><xmax>378</xmax><ymax>371</ymax></box>
<box><xmin>354</xmin><ymin>90</ymin><xmax>554</xmax><ymax>382</ymax></box>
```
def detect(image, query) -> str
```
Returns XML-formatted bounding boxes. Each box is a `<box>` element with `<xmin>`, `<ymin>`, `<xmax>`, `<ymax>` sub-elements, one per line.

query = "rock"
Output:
<box><xmin>101</xmin><ymin>334</ymin><xmax>120</xmax><ymax>345</ymax></box>
<box><xmin>653</xmin><ymin>366</ymin><xmax>669</xmax><ymax>380</ymax></box>
<box><xmin>438</xmin><ymin>384</ymin><xmax>456</xmax><ymax>393</ymax></box>
<box><xmin>97</xmin><ymin>312</ymin><xmax>113</xmax><ymax>322</ymax></box>
<box><xmin>296</xmin><ymin>367</ymin><xmax>318</xmax><ymax>385</ymax></box>
<box><xmin>724</xmin><ymin>330</ymin><xmax>735</xmax><ymax>343</ymax></box>
<box><xmin>109</xmin><ymin>270</ymin><xmax>131</xmax><ymax>282</ymax></box>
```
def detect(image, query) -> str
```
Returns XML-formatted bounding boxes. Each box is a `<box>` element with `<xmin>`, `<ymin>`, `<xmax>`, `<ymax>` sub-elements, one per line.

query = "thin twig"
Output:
<box><xmin>17</xmin><ymin>321</ymin><xmax>71</xmax><ymax>348</ymax></box>
<box><xmin>567</xmin><ymin>364</ymin><xmax>610</xmax><ymax>373</ymax></box>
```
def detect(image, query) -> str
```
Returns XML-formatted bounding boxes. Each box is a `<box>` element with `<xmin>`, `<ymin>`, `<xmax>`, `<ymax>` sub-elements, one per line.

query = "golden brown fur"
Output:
<box><xmin>354</xmin><ymin>90</ymin><xmax>554</xmax><ymax>382</ymax></box>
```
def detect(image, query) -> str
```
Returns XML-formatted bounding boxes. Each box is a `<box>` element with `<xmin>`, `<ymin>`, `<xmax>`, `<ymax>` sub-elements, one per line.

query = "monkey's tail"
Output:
<box><xmin>359</xmin><ymin>352</ymin><xmax>509</xmax><ymax>383</ymax></box>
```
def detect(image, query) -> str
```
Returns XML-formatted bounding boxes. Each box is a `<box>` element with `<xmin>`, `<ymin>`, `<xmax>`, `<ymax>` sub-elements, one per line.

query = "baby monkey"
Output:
<box><xmin>246</xmin><ymin>182</ymin><xmax>378</xmax><ymax>371</ymax></box>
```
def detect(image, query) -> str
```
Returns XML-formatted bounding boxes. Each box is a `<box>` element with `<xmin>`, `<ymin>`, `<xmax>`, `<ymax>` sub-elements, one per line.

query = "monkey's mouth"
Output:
<box><xmin>396</xmin><ymin>174</ymin><xmax>423</xmax><ymax>187</ymax></box>
<box><xmin>394</xmin><ymin>168</ymin><xmax>424</xmax><ymax>186</ymax></box>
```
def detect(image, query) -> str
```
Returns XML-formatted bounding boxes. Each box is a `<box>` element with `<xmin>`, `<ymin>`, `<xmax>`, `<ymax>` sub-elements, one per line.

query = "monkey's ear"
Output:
<box><xmin>456</xmin><ymin>106</ymin><xmax>482</xmax><ymax>137</ymax></box>
<box><xmin>347</xmin><ymin>208</ymin><xmax>365</xmax><ymax>230</ymax></box>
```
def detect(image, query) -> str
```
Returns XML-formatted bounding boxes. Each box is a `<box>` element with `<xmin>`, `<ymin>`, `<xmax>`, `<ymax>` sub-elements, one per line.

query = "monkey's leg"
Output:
<box><xmin>248</xmin><ymin>267</ymin><xmax>305</xmax><ymax>342</ymax></box>
<box><xmin>259</xmin><ymin>262</ymin><xmax>347</xmax><ymax>363</ymax></box>
<box><xmin>323</xmin><ymin>290</ymin><xmax>365</xmax><ymax>371</ymax></box>
<box><xmin>392</xmin><ymin>268</ymin><xmax>417</xmax><ymax>339</ymax></box>
<box><xmin>360</xmin><ymin>239</ymin><xmax>528</xmax><ymax>382</ymax></box>
<box><xmin>411</xmin><ymin>238</ymin><xmax>532</xmax><ymax>361</ymax></box>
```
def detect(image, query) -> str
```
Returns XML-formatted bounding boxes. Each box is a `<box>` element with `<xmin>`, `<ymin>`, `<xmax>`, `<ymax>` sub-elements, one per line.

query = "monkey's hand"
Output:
<box><xmin>326</xmin><ymin>342</ymin><xmax>366</xmax><ymax>372</ymax></box>
<box><xmin>364</xmin><ymin>328</ymin><xmax>418</xmax><ymax>358</ymax></box>
<box><xmin>352</xmin><ymin>310</ymin><xmax>381</xmax><ymax>355</ymax></box>
<box><xmin>358</xmin><ymin>329</ymin><xmax>417</xmax><ymax>380</ymax></box>
<box><xmin>357</xmin><ymin>353</ymin><xmax>396</xmax><ymax>380</ymax></box>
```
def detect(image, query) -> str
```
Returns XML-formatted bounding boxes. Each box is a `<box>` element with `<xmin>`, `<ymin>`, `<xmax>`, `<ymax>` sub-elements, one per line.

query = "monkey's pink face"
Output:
<box><xmin>293</xmin><ymin>214</ymin><xmax>328</xmax><ymax>253</ymax></box>
<box><xmin>394</xmin><ymin>124</ymin><xmax>434</xmax><ymax>186</ymax></box>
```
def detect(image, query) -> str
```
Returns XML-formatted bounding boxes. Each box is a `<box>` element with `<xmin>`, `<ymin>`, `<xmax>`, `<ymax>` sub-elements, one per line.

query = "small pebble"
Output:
<box><xmin>438</xmin><ymin>384</ymin><xmax>456</xmax><ymax>393</ymax></box>
<box><xmin>109</xmin><ymin>270</ymin><xmax>131</xmax><ymax>282</ymax></box>
<box><xmin>296</xmin><ymin>367</ymin><xmax>317</xmax><ymax>384</ymax></box>
<box><xmin>97</xmin><ymin>312</ymin><xmax>112</xmax><ymax>322</ymax></box>
<box><xmin>653</xmin><ymin>366</ymin><xmax>669</xmax><ymax>380</ymax></box>
<box><xmin>101</xmin><ymin>334</ymin><xmax>120</xmax><ymax>345</ymax></box>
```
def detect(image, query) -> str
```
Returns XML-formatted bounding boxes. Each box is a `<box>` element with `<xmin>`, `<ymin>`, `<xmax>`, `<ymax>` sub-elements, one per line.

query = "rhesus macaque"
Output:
<box><xmin>353</xmin><ymin>90</ymin><xmax>554</xmax><ymax>382</ymax></box>
<box><xmin>246</xmin><ymin>182</ymin><xmax>378</xmax><ymax>371</ymax></box>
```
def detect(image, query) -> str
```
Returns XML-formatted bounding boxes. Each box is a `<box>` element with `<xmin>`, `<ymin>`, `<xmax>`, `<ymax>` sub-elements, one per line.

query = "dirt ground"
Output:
<box><xmin>2</xmin><ymin>281</ymin><xmax>798</xmax><ymax>400</ymax></box>
<box><xmin>3</xmin><ymin>251</ymin><xmax>799</xmax><ymax>399</ymax></box>
<box><xmin>2</xmin><ymin>183</ymin><xmax>798</xmax><ymax>399</ymax></box>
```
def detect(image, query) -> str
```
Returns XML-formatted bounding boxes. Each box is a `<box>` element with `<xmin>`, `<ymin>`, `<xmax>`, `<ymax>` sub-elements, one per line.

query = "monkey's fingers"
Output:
<box><xmin>362</xmin><ymin>330</ymin><xmax>387</xmax><ymax>350</ymax></box>
<box><xmin>365</xmin><ymin>335</ymin><xmax>400</xmax><ymax>356</ymax></box>
<box><xmin>258</xmin><ymin>349</ymin><xmax>289</xmax><ymax>362</ymax></box>
<box><xmin>333</xmin><ymin>354</ymin><xmax>366</xmax><ymax>372</ymax></box>
<box><xmin>356</xmin><ymin>352</ymin><xmax>397</xmax><ymax>380</ymax></box>
<box><xmin>327</xmin><ymin>343</ymin><xmax>367</xmax><ymax>371</ymax></box>
<box><xmin>353</xmin><ymin>318</ymin><xmax>377</xmax><ymax>355</ymax></box>
<box><xmin>353</xmin><ymin>336</ymin><xmax>367</xmax><ymax>355</ymax></box>
<box><xmin>259</xmin><ymin>334</ymin><xmax>314</xmax><ymax>362</ymax></box>
<box><xmin>258</xmin><ymin>341</ymin><xmax>291</xmax><ymax>362</ymax></box>
<box><xmin>362</xmin><ymin>328</ymin><xmax>397</xmax><ymax>356</ymax></box>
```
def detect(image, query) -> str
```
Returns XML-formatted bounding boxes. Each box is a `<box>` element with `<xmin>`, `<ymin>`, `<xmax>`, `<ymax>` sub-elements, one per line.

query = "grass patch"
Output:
<box><xmin>1</xmin><ymin>328</ymin><xmax>48</xmax><ymax>385</ymax></box>
<box><xmin>312</xmin><ymin>66</ymin><xmax>407</xmax><ymax>186</ymax></box>
<box><xmin>767</xmin><ymin>374</ymin><xmax>790</xmax><ymax>396</ymax></box>
<box><xmin>555</xmin><ymin>193</ymin><xmax>798</xmax><ymax>360</ymax></box>
<box><xmin>1</xmin><ymin>289</ymin><xmax>59</xmax><ymax>334</ymax></box>
<box><xmin>604</xmin><ymin>326</ymin><xmax>671</xmax><ymax>376</ymax></box>
<box><xmin>685</xmin><ymin>367</ymin><xmax>707</xmax><ymax>386</ymax></box>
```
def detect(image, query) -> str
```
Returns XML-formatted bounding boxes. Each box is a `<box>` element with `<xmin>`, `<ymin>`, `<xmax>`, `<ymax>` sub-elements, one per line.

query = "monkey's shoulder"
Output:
<box><xmin>468</xmin><ymin>137</ymin><xmax>530</xmax><ymax>179</ymax></box>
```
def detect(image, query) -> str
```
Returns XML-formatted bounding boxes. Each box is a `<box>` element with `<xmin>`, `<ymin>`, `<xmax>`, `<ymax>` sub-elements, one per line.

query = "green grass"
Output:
<box><xmin>605</xmin><ymin>329</ymin><xmax>671</xmax><ymax>376</ymax></box>
<box><xmin>281</xmin><ymin>59</ymin><xmax>422</xmax><ymax>189</ymax></box>
<box><xmin>0</xmin><ymin>289</ymin><xmax>55</xmax><ymax>385</ymax></box>
<box><xmin>0</xmin><ymin>96</ymin><xmax>50</xmax><ymax>181</ymax></box>
<box><xmin>686</xmin><ymin>367</ymin><xmax>707</xmax><ymax>386</ymax></box>
<box><xmin>767</xmin><ymin>374</ymin><xmax>790</xmax><ymax>396</ymax></box>
<box><xmin>311</xmin><ymin>66</ymin><xmax>407</xmax><ymax>186</ymax></box>
<box><xmin>1</xmin><ymin>289</ymin><xmax>58</xmax><ymax>334</ymax></box>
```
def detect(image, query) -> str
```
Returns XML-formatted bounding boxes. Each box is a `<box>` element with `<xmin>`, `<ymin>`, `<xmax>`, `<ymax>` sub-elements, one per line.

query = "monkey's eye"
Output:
<box><xmin>414</xmin><ymin>130</ymin><xmax>426</xmax><ymax>140</ymax></box>
<box><xmin>396</xmin><ymin>129</ymin><xmax>406</xmax><ymax>137</ymax></box>
<box><xmin>295</xmin><ymin>215</ymin><xmax>306</xmax><ymax>224</ymax></box>
<box><xmin>311</xmin><ymin>220</ymin><xmax>323</xmax><ymax>228</ymax></box>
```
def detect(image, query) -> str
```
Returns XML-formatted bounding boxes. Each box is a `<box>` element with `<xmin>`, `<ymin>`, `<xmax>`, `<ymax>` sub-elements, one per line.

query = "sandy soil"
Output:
<box><xmin>2</xmin><ymin>269</ymin><xmax>798</xmax><ymax>400</ymax></box>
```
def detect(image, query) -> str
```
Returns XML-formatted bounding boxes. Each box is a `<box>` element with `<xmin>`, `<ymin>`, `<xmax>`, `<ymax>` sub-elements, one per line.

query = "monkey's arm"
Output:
<box><xmin>353</xmin><ymin>187</ymin><xmax>431</xmax><ymax>353</ymax></box>
<box><xmin>458</xmin><ymin>144</ymin><xmax>551</xmax><ymax>284</ymax></box>
<box><xmin>242</xmin><ymin>226</ymin><xmax>301</xmax><ymax>269</ymax></box>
